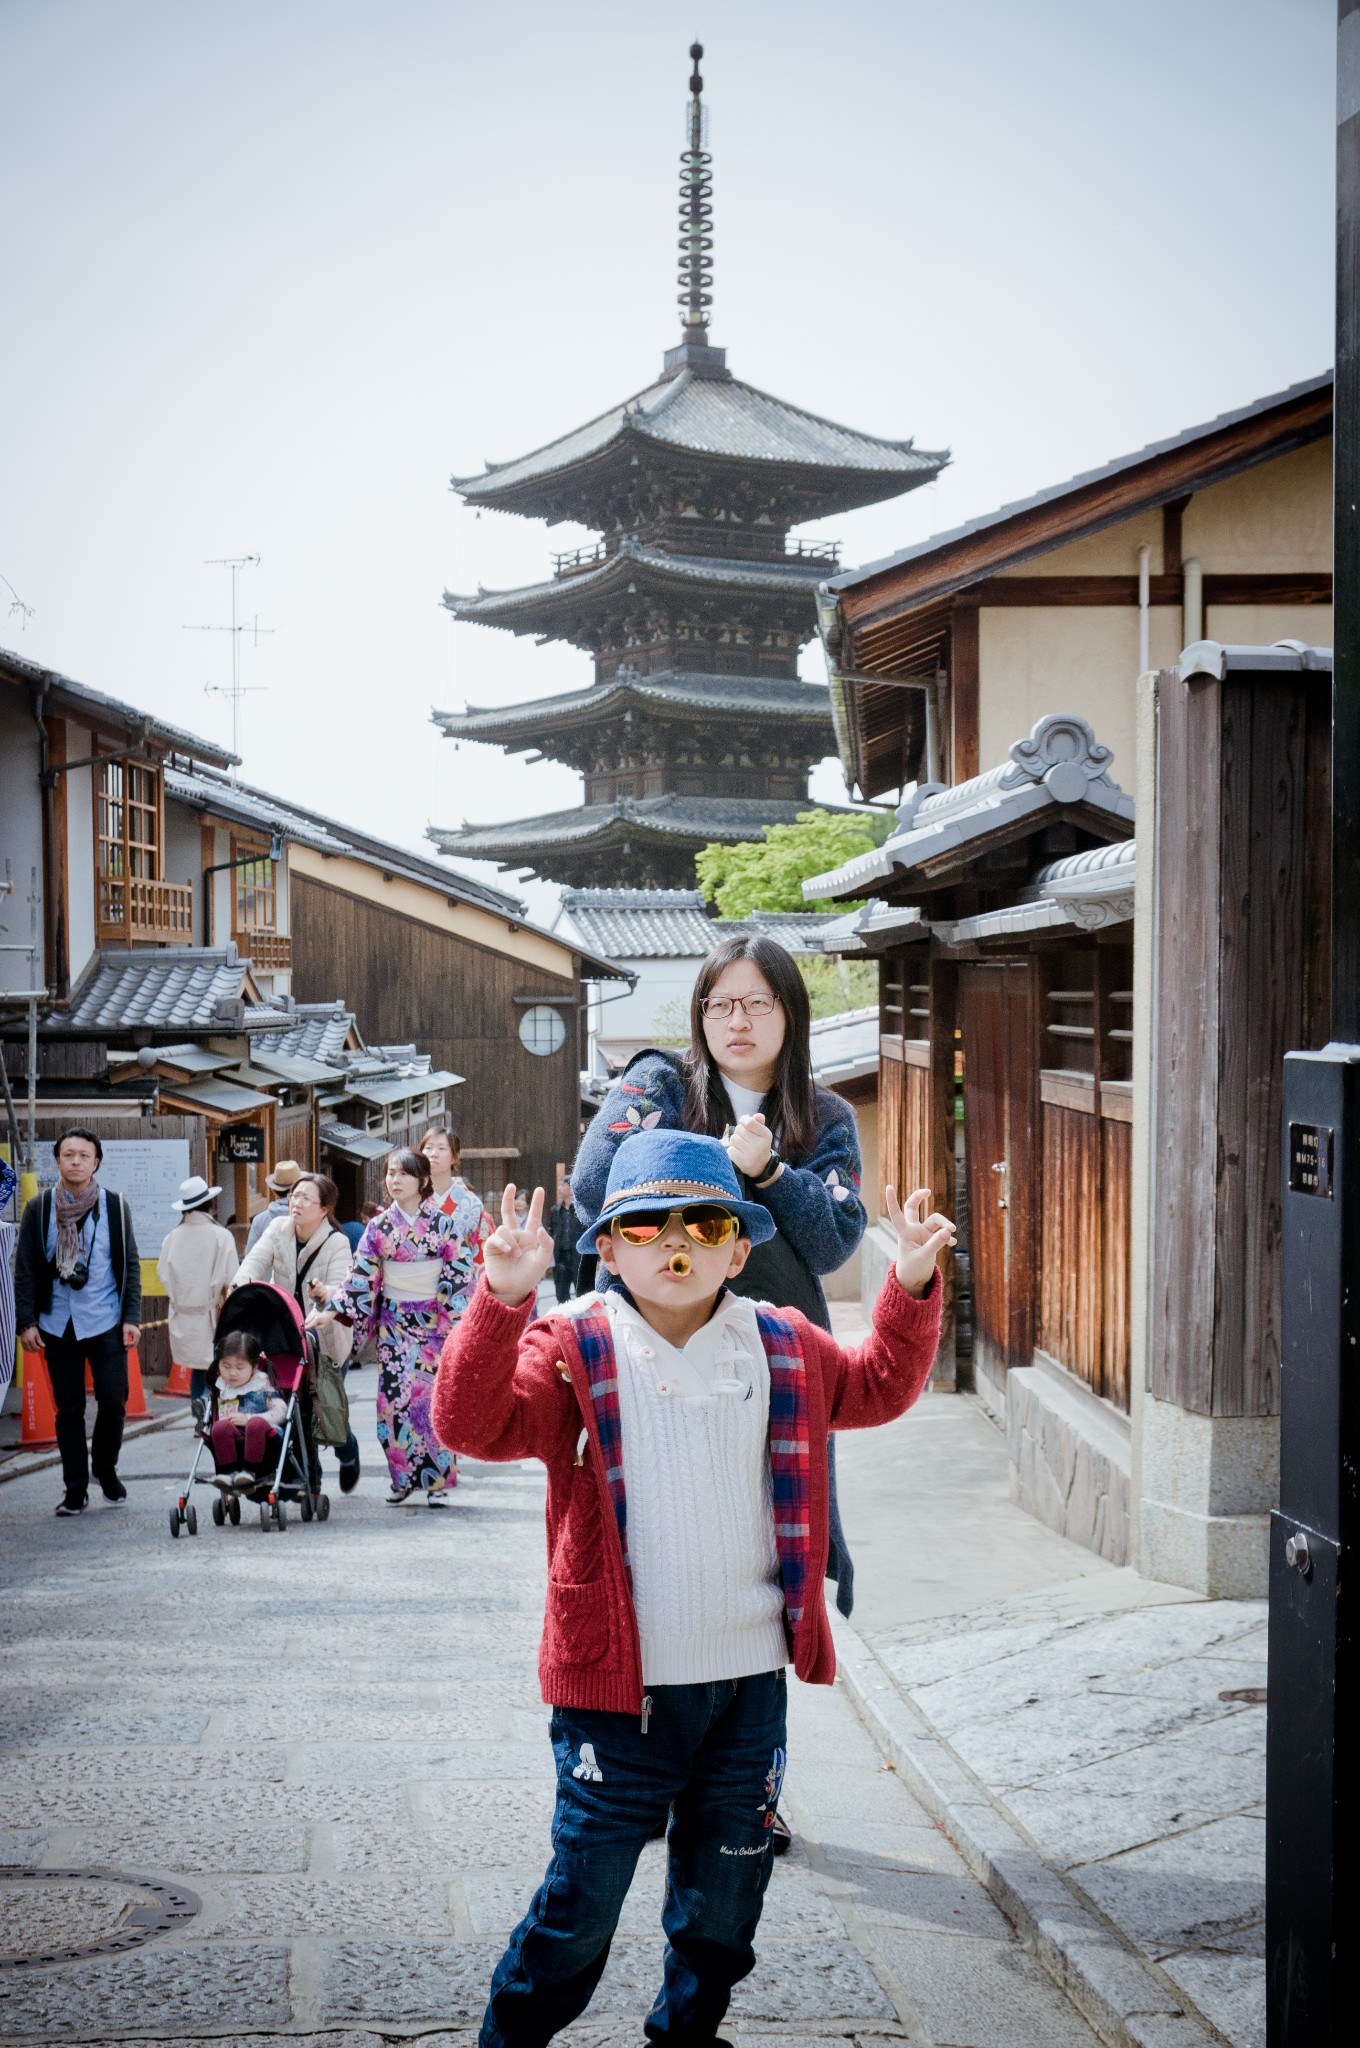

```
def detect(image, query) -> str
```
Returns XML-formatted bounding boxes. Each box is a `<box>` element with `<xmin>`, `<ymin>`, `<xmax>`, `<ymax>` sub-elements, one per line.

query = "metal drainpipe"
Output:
<box><xmin>1183</xmin><ymin>557</ymin><xmax>1203</xmax><ymax>647</ymax></box>
<box><xmin>1137</xmin><ymin>544</ymin><xmax>1151</xmax><ymax>673</ymax></box>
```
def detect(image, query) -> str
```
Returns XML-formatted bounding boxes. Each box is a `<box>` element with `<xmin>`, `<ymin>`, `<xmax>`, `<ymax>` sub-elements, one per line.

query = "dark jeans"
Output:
<box><xmin>481</xmin><ymin>1670</ymin><xmax>787</xmax><ymax>2047</ymax></box>
<box><xmin>553</xmin><ymin>1264</ymin><xmax>574</xmax><ymax>1304</ymax></box>
<box><xmin>43</xmin><ymin>1322</ymin><xmax>127</xmax><ymax>1497</ymax></box>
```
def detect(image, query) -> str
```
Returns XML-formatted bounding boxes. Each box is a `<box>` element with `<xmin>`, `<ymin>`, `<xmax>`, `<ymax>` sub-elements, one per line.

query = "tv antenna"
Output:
<box><xmin>184</xmin><ymin>554</ymin><xmax>276</xmax><ymax>775</ymax></box>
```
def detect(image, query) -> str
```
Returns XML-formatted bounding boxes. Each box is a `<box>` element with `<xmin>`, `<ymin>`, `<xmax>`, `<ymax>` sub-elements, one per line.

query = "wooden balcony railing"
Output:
<box><xmin>98</xmin><ymin>877</ymin><xmax>196</xmax><ymax>944</ymax></box>
<box><xmin>239</xmin><ymin>927</ymin><xmax>292</xmax><ymax>971</ymax></box>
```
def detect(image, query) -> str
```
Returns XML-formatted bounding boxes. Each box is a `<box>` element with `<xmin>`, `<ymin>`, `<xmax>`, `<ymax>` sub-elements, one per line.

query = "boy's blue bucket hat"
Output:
<box><xmin>577</xmin><ymin>1130</ymin><xmax>777</xmax><ymax>1256</ymax></box>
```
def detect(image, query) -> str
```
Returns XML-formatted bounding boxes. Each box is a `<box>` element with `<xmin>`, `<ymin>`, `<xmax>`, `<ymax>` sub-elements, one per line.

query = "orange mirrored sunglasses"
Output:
<box><xmin>610</xmin><ymin>1205</ymin><xmax>741</xmax><ymax>1249</ymax></box>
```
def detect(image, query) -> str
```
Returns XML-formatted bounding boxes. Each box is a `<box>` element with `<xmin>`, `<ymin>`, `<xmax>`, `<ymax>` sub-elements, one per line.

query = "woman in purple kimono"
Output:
<box><xmin>336</xmin><ymin>1148</ymin><xmax>481</xmax><ymax>1507</ymax></box>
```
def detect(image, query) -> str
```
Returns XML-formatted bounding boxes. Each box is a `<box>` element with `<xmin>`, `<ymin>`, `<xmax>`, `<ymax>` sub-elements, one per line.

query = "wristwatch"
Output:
<box><xmin>755</xmin><ymin>1146</ymin><xmax>784</xmax><ymax>1189</ymax></box>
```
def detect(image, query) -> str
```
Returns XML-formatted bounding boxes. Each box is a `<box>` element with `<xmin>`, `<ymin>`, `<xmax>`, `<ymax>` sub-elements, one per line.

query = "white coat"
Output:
<box><xmin>156</xmin><ymin>1210</ymin><xmax>240</xmax><ymax>1368</ymax></box>
<box><xmin>230</xmin><ymin>1213</ymin><xmax>354</xmax><ymax>1364</ymax></box>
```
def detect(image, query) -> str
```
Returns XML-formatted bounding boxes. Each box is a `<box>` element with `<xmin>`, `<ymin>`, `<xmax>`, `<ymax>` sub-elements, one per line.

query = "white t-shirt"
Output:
<box><xmin>720</xmin><ymin>1077</ymin><xmax>767</xmax><ymax>1124</ymax></box>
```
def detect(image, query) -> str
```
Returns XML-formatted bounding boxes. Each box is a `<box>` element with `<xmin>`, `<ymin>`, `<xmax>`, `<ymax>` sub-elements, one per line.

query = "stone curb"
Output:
<box><xmin>0</xmin><ymin>1405</ymin><xmax>188</xmax><ymax>1484</ymax></box>
<box><xmin>832</xmin><ymin>1615</ymin><xmax>1224</xmax><ymax>2048</ymax></box>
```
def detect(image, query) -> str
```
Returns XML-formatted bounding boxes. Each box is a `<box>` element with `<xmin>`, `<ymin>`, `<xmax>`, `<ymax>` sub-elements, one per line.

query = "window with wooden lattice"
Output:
<box><xmin>232</xmin><ymin>839</ymin><xmax>278</xmax><ymax>936</ymax></box>
<box><xmin>96</xmin><ymin>755</ymin><xmax>175</xmax><ymax>939</ymax></box>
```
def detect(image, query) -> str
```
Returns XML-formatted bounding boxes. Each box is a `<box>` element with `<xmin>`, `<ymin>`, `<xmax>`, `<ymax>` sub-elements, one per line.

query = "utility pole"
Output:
<box><xmin>1266</xmin><ymin>5</ymin><xmax>1360</xmax><ymax>2040</ymax></box>
<box><xmin>184</xmin><ymin>554</ymin><xmax>275</xmax><ymax>775</ymax></box>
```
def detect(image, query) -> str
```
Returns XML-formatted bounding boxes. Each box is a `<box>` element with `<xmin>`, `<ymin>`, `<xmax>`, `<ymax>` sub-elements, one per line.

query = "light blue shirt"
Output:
<box><xmin>40</xmin><ymin>1191</ymin><xmax>122</xmax><ymax>1341</ymax></box>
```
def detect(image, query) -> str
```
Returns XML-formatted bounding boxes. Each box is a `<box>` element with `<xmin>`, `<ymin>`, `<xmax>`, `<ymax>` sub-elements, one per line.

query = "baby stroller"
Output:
<box><xmin>169</xmin><ymin>1282</ymin><xmax>332</xmax><ymax>1536</ymax></box>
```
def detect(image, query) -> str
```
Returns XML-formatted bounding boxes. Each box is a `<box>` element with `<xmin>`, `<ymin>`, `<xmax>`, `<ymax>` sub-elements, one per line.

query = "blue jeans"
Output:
<box><xmin>480</xmin><ymin>1670</ymin><xmax>788</xmax><ymax>2046</ymax></box>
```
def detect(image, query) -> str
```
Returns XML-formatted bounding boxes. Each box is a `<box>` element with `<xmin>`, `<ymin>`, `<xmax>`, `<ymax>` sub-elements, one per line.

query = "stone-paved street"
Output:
<box><xmin>0</xmin><ymin>1377</ymin><xmax>1104</xmax><ymax>2047</ymax></box>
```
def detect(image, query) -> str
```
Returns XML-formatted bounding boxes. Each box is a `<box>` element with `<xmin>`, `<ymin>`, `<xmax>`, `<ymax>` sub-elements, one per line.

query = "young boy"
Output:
<box><xmin>433</xmin><ymin>1128</ymin><xmax>952</xmax><ymax>2048</ymax></box>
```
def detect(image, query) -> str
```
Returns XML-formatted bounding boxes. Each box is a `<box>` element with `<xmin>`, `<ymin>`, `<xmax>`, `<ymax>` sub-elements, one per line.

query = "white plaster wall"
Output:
<box><xmin>1204</xmin><ymin>604</ymin><xmax>1333</xmax><ymax>651</ymax></box>
<box><xmin>977</xmin><ymin>605</ymin><xmax>1182</xmax><ymax>785</ymax></box>
<box><xmin>990</xmin><ymin>506</ymin><xmax>1166</xmax><ymax>575</ymax></box>
<box><xmin>0</xmin><ymin>695</ymin><xmax>45</xmax><ymax>992</ymax></box>
<box><xmin>587</xmin><ymin>953</ymin><xmax>705</xmax><ymax>1045</ymax></box>
<box><xmin>1183</xmin><ymin>438</ymin><xmax>1332</xmax><ymax>571</ymax></box>
<box><xmin>64</xmin><ymin>724</ymin><xmax>96</xmax><ymax>989</ymax></box>
<box><xmin>164</xmin><ymin>798</ymin><xmax>203</xmax><ymax>943</ymax></box>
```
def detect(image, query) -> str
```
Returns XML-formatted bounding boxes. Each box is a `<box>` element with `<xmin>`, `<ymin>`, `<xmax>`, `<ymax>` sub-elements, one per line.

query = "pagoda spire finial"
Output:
<box><xmin>663</xmin><ymin>40</ymin><xmax>728</xmax><ymax>378</ymax></box>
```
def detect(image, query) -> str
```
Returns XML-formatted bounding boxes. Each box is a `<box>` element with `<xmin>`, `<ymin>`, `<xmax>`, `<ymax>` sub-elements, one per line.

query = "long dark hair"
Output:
<box><xmin>684</xmin><ymin>934</ymin><xmax>819</xmax><ymax>1160</ymax></box>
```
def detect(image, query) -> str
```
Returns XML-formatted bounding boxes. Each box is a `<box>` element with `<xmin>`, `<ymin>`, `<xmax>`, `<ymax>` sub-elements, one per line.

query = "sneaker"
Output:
<box><xmin>55</xmin><ymin>1491</ymin><xmax>88</xmax><ymax>1517</ymax></box>
<box><xmin>385</xmin><ymin>1486</ymin><xmax>412</xmax><ymax>1505</ymax></box>
<box><xmin>339</xmin><ymin>1459</ymin><xmax>361</xmax><ymax>1495</ymax></box>
<box><xmin>96</xmin><ymin>1474</ymin><xmax>127</xmax><ymax>1505</ymax></box>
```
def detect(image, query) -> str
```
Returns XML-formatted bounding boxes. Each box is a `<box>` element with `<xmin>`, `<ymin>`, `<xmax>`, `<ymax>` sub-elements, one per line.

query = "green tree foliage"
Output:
<box><xmin>796</xmin><ymin>953</ymin><xmax>880</xmax><ymax>1020</ymax></box>
<box><xmin>694</xmin><ymin>808</ymin><xmax>894</xmax><ymax>919</ymax></box>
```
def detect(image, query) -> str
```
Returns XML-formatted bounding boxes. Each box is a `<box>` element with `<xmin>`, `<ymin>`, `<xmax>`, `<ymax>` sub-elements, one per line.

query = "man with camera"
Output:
<box><xmin>15</xmin><ymin>1127</ymin><xmax>142</xmax><ymax>1517</ymax></box>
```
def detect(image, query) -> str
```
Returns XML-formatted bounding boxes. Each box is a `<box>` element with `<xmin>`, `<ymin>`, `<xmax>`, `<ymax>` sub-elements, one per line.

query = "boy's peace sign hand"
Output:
<box><xmin>885</xmin><ymin>1184</ymin><xmax>956</xmax><ymax>1299</ymax></box>
<box><xmin>483</xmin><ymin>1184</ymin><xmax>555</xmax><ymax>1307</ymax></box>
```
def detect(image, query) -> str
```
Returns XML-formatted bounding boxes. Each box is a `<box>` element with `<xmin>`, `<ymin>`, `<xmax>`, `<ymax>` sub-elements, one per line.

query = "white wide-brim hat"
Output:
<box><xmin>171</xmin><ymin>1175</ymin><xmax>222</xmax><ymax>1213</ymax></box>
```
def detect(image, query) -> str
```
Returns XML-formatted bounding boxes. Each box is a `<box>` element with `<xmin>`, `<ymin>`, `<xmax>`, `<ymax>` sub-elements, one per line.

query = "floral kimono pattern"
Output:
<box><xmin>343</xmin><ymin>1197</ymin><xmax>485</xmax><ymax>1495</ymax></box>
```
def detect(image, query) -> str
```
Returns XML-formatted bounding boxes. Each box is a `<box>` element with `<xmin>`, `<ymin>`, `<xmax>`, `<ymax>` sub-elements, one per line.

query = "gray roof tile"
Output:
<box><xmin>251</xmin><ymin>1000</ymin><xmax>357</xmax><ymax>1065</ymax></box>
<box><xmin>434</xmin><ymin>669</ymin><xmax>833</xmax><ymax>741</ymax></box>
<box><xmin>454</xmin><ymin>369</ymin><xmax>946</xmax><ymax>499</ymax></box>
<box><xmin>66</xmin><ymin>948</ymin><xmax>253</xmax><ymax>1033</ymax></box>
<box><xmin>432</xmin><ymin>794</ymin><xmax>844</xmax><ymax>859</ymax></box>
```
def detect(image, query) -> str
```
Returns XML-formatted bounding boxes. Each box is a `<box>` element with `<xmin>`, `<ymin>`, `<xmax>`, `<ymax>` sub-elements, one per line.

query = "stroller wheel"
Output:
<box><xmin>185</xmin><ymin>1504</ymin><xmax>198</xmax><ymax>1536</ymax></box>
<box><xmin>299</xmin><ymin>1492</ymin><xmax>314</xmax><ymax>1523</ymax></box>
<box><xmin>274</xmin><ymin>1499</ymin><xmax>288</xmax><ymax>1530</ymax></box>
<box><xmin>317</xmin><ymin>1493</ymin><xmax>331</xmax><ymax>1521</ymax></box>
<box><xmin>169</xmin><ymin>1506</ymin><xmax>181</xmax><ymax>1538</ymax></box>
<box><xmin>212</xmin><ymin>1495</ymin><xmax>226</xmax><ymax>1527</ymax></box>
<box><xmin>228</xmin><ymin>1494</ymin><xmax>241</xmax><ymax>1525</ymax></box>
<box><xmin>259</xmin><ymin>1501</ymin><xmax>271</xmax><ymax>1532</ymax></box>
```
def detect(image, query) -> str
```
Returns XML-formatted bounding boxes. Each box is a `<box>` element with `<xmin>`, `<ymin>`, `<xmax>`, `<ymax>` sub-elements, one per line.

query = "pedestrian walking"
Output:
<box><xmin>156</xmin><ymin>1176</ymin><xmax>238</xmax><ymax>1400</ymax></box>
<box><xmin>547</xmin><ymin>1176</ymin><xmax>577</xmax><ymax>1303</ymax></box>
<box><xmin>242</xmin><ymin>1158</ymin><xmax>302</xmax><ymax>1254</ymax></box>
<box><xmin>432</xmin><ymin>1132</ymin><xmax>952</xmax><ymax>2044</ymax></box>
<box><xmin>420</xmin><ymin>1125</ymin><xmax>494</xmax><ymax>1247</ymax></box>
<box><xmin>322</xmin><ymin>1147</ymin><xmax>476</xmax><ymax>1507</ymax></box>
<box><xmin>231</xmin><ymin>1172</ymin><xmax>360</xmax><ymax>1492</ymax></box>
<box><xmin>14</xmin><ymin>1127</ymin><xmax>142</xmax><ymax>1516</ymax></box>
<box><xmin>572</xmin><ymin>932</ymin><xmax>869</xmax><ymax>1614</ymax></box>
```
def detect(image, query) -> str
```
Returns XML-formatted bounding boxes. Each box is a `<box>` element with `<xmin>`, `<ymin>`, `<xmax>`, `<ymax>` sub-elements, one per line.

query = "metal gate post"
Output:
<box><xmin>1265</xmin><ymin>7</ymin><xmax>1360</xmax><ymax>2040</ymax></box>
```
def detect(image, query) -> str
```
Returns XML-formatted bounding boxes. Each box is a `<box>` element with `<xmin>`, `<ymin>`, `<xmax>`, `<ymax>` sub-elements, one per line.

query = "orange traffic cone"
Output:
<box><xmin>20</xmin><ymin>1348</ymin><xmax>58</xmax><ymax>1448</ymax></box>
<box><xmin>125</xmin><ymin>1344</ymin><xmax>149</xmax><ymax>1419</ymax></box>
<box><xmin>165</xmin><ymin>1360</ymin><xmax>193</xmax><ymax>1396</ymax></box>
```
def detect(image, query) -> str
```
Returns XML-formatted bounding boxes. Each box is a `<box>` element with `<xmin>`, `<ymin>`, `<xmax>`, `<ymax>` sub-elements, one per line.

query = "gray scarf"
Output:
<box><xmin>54</xmin><ymin>1181</ymin><xmax>100</xmax><ymax>1278</ymax></box>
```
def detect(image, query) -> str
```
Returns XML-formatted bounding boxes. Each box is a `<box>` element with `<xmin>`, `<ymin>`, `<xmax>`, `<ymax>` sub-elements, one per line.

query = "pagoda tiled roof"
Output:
<box><xmin>433</xmin><ymin>669</ymin><xmax>833</xmax><ymax>742</ymax></box>
<box><xmin>444</xmin><ymin>538</ymin><xmax>827</xmax><ymax>633</ymax></box>
<box><xmin>452</xmin><ymin>366</ymin><xmax>946</xmax><ymax>511</ymax></box>
<box><xmin>430</xmin><ymin>794</ymin><xmax>838</xmax><ymax>861</ymax></box>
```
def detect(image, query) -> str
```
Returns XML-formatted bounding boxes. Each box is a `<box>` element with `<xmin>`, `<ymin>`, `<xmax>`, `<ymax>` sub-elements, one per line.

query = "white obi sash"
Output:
<box><xmin>381</xmin><ymin>1258</ymin><xmax>444</xmax><ymax>1304</ymax></box>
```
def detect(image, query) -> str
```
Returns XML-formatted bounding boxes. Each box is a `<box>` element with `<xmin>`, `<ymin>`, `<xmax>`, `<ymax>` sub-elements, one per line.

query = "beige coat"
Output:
<box><xmin>156</xmin><ymin>1210</ymin><xmax>240</xmax><ymax>1368</ymax></box>
<box><xmin>230</xmin><ymin>1214</ymin><xmax>354</xmax><ymax>1364</ymax></box>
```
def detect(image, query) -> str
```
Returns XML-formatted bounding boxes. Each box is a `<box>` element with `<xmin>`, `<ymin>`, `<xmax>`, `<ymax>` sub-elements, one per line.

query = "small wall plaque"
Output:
<box><xmin>1288</xmin><ymin>1122</ymin><xmax>1333</xmax><ymax>1198</ymax></box>
<box><xmin>218</xmin><ymin>1126</ymin><xmax>265</xmax><ymax>1163</ymax></box>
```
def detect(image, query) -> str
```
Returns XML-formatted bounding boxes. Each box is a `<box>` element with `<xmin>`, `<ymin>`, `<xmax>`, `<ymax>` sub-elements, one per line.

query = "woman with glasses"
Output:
<box><xmin>571</xmin><ymin>932</ymin><xmax>869</xmax><ymax>1627</ymax></box>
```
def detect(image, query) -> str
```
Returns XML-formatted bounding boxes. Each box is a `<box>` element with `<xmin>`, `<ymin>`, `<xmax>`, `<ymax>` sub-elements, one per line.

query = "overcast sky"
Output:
<box><xmin>0</xmin><ymin>0</ymin><xmax>1335</xmax><ymax>928</ymax></box>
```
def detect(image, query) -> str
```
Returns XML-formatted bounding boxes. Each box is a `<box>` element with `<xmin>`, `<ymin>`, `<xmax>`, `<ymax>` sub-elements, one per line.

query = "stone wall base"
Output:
<box><xmin>1136</xmin><ymin>1395</ymin><xmax>1278</xmax><ymax>1597</ymax></box>
<box><xmin>1006</xmin><ymin>1353</ymin><xmax>1131</xmax><ymax>1565</ymax></box>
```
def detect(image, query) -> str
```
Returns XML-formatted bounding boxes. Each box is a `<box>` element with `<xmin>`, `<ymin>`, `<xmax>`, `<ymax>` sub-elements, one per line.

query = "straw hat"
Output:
<box><xmin>265</xmin><ymin>1159</ymin><xmax>303</xmax><ymax>1193</ymax></box>
<box><xmin>171</xmin><ymin>1175</ymin><xmax>222</xmax><ymax>1214</ymax></box>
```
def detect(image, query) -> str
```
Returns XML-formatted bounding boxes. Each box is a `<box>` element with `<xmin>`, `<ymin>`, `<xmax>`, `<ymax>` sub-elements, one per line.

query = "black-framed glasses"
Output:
<box><xmin>611</xmin><ymin>1206</ymin><xmax>740</xmax><ymax>1248</ymax></box>
<box><xmin>699</xmin><ymin>993</ymin><xmax>781</xmax><ymax>1020</ymax></box>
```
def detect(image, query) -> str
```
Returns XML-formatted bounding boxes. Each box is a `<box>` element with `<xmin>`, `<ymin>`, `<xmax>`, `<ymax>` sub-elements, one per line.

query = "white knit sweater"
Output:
<box><xmin>592</xmin><ymin>1289</ymin><xmax>788</xmax><ymax>1687</ymax></box>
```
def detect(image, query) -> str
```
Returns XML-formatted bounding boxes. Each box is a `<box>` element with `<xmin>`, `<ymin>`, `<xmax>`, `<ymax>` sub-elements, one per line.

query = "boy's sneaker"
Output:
<box><xmin>55</xmin><ymin>1491</ymin><xmax>88</xmax><ymax>1517</ymax></box>
<box><xmin>96</xmin><ymin>1474</ymin><xmax>127</xmax><ymax>1505</ymax></box>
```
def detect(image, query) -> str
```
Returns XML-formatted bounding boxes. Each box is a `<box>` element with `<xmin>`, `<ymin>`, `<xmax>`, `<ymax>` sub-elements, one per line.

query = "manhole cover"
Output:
<box><xmin>0</xmin><ymin>1868</ymin><xmax>200</xmax><ymax>1968</ymax></box>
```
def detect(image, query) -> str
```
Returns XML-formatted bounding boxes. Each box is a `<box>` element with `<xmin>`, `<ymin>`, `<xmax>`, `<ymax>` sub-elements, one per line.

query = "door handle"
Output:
<box><xmin>991</xmin><ymin>1160</ymin><xmax>1007</xmax><ymax>1210</ymax></box>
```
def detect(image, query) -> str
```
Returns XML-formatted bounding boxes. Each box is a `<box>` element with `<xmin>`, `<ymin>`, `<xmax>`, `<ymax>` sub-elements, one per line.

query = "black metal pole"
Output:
<box><xmin>1265</xmin><ymin>10</ymin><xmax>1360</xmax><ymax>2041</ymax></box>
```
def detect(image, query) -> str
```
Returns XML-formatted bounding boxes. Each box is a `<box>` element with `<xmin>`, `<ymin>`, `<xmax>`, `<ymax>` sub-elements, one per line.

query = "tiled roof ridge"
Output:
<box><xmin>444</xmin><ymin>543</ymin><xmax>830</xmax><ymax>618</ymax></box>
<box><xmin>434</xmin><ymin>670</ymin><xmax>832</xmax><ymax>735</ymax></box>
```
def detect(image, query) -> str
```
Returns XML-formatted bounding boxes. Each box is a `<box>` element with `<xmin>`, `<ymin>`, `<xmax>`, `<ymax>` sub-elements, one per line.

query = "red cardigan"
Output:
<box><xmin>433</xmin><ymin>1269</ymin><xmax>942</xmax><ymax>1715</ymax></box>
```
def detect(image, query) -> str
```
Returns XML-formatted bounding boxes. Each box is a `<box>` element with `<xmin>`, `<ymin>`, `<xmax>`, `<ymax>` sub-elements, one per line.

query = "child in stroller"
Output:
<box><xmin>208</xmin><ymin>1332</ymin><xmax>286</xmax><ymax>1489</ymax></box>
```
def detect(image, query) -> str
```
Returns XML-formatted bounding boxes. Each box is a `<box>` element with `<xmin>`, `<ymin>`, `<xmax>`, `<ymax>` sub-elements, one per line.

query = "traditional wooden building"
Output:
<box><xmin>818</xmin><ymin>373</ymin><xmax>1331</xmax><ymax>803</ymax></box>
<box><xmin>430</xmin><ymin>45</ymin><xmax>946</xmax><ymax>887</ymax></box>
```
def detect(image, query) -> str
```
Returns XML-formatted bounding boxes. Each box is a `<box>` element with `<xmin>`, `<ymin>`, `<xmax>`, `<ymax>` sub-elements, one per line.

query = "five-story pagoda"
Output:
<box><xmin>430</xmin><ymin>45</ymin><xmax>947</xmax><ymax>889</ymax></box>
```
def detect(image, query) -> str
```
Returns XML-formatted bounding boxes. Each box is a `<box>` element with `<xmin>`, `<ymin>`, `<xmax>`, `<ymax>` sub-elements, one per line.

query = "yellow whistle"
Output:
<box><xmin>668</xmin><ymin>1252</ymin><xmax>692</xmax><ymax>1277</ymax></box>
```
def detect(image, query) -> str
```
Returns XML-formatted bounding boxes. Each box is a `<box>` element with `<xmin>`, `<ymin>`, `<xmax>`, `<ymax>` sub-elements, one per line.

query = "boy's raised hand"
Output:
<box><xmin>885</xmin><ymin>1184</ymin><xmax>956</xmax><ymax>1298</ymax></box>
<box><xmin>483</xmin><ymin>1183</ymin><xmax>555</xmax><ymax>1307</ymax></box>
